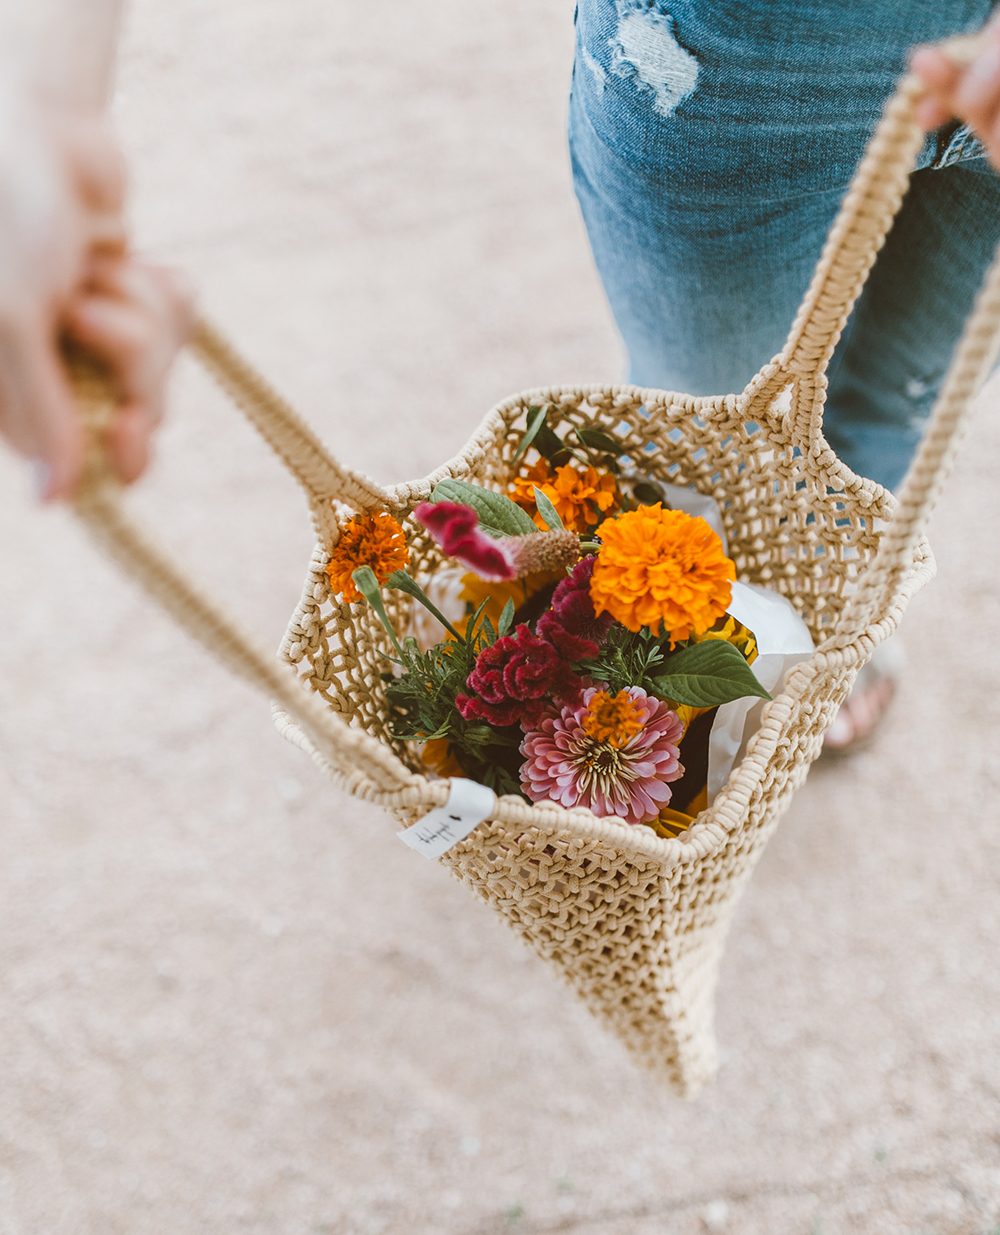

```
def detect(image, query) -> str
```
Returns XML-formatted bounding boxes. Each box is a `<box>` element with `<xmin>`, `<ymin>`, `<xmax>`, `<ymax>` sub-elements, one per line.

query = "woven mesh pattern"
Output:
<box><xmin>275</xmin><ymin>385</ymin><xmax>932</xmax><ymax>1095</ymax></box>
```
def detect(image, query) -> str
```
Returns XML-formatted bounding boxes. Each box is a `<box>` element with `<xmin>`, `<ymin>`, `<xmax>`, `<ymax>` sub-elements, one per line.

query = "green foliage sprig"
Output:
<box><xmin>510</xmin><ymin>405</ymin><xmax>622</xmax><ymax>475</ymax></box>
<box><xmin>352</xmin><ymin>565</ymin><xmax>526</xmax><ymax>796</ymax></box>
<box><xmin>580</xmin><ymin>626</ymin><xmax>770</xmax><ymax>708</ymax></box>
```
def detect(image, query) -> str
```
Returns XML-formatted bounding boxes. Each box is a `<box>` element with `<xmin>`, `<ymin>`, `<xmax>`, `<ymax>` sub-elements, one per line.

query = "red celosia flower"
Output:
<box><xmin>456</xmin><ymin>623</ymin><xmax>583</xmax><ymax>728</ymax></box>
<box><xmin>536</xmin><ymin>555</ymin><xmax>613</xmax><ymax>661</ymax></box>
<box><xmin>414</xmin><ymin>501</ymin><xmax>514</xmax><ymax>580</ymax></box>
<box><xmin>415</xmin><ymin>501</ymin><xmax>582</xmax><ymax>583</ymax></box>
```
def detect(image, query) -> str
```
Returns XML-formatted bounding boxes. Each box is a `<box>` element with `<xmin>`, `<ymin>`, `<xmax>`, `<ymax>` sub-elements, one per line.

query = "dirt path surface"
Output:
<box><xmin>2</xmin><ymin>3</ymin><xmax>1000</xmax><ymax>1233</ymax></box>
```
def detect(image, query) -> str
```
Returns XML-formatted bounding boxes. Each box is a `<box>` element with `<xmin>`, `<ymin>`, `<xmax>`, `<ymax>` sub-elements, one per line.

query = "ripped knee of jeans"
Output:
<box><xmin>610</xmin><ymin>0</ymin><xmax>698</xmax><ymax>118</ymax></box>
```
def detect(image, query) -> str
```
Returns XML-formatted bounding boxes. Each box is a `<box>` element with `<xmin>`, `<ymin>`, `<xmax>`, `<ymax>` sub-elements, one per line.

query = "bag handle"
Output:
<box><xmin>744</xmin><ymin>36</ymin><xmax>985</xmax><ymax>426</ymax></box>
<box><xmin>68</xmin><ymin>343</ymin><xmax>440</xmax><ymax>810</ymax></box>
<box><xmin>831</xmin><ymin>245</ymin><xmax>1000</xmax><ymax>644</ymax></box>
<box><xmin>739</xmin><ymin>35</ymin><xmax>1000</xmax><ymax>642</ymax></box>
<box><xmin>190</xmin><ymin>320</ymin><xmax>391</xmax><ymax>543</ymax></box>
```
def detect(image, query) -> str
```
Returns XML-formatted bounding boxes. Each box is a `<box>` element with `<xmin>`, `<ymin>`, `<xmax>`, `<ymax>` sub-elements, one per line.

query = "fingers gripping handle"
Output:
<box><xmin>69</xmin><ymin>354</ymin><xmax>423</xmax><ymax>804</ymax></box>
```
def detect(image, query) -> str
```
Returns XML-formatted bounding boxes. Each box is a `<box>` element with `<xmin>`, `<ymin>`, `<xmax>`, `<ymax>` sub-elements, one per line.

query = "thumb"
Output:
<box><xmin>0</xmin><ymin>314</ymin><xmax>86</xmax><ymax>501</ymax></box>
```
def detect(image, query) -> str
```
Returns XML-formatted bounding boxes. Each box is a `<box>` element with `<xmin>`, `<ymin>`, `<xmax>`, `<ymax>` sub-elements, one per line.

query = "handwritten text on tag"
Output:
<box><xmin>397</xmin><ymin>778</ymin><xmax>496</xmax><ymax>859</ymax></box>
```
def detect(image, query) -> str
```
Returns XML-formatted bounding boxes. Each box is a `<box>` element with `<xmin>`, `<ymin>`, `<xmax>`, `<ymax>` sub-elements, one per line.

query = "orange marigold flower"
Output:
<box><xmin>420</xmin><ymin>737</ymin><xmax>465</xmax><ymax>778</ymax></box>
<box><xmin>589</xmin><ymin>505</ymin><xmax>735</xmax><ymax>641</ymax></box>
<box><xmin>511</xmin><ymin>460</ymin><xmax>619</xmax><ymax>532</ymax></box>
<box><xmin>326</xmin><ymin>511</ymin><xmax>409</xmax><ymax>604</ymax></box>
<box><xmin>510</xmin><ymin>459</ymin><xmax>555</xmax><ymax>512</ymax></box>
<box><xmin>582</xmin><ymin>689</ymin><xmax>646</xmax><ymax>748</ymax></box>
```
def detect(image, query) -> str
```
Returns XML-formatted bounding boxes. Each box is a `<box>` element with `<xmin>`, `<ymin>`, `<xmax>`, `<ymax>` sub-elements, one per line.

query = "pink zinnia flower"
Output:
<box><xmin>457</xmin><ymin>623</ymin><xmax>583</xmax><ymax>728</ymax></box>
<box><xmin>519</xmin><ymin>685</ymin><xmax>684</xmax><ymax>825</ymax></box>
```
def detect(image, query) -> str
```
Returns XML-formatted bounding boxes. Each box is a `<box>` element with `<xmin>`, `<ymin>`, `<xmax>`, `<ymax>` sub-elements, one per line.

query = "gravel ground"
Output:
<box><xmin>2</xmin><ymin>2</ymin><xmax>1000</xmax><ymax>1232</ymax></box>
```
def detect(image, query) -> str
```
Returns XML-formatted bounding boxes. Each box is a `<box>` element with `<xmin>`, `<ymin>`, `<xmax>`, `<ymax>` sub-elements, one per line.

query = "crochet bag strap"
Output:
<box><xmin>742</xmin><ymin>34</ymin><xmax>1000</xmax><ymax>645</ymax></box>
<box><xmin>190</xmin><ymin>319</ymin><xmax>390</xmax><ymax>543</ymax></box>
<box><xmin>68</xmin><ymin>340</ymin><xmax>443</xmax><ymax>813</ymax></box>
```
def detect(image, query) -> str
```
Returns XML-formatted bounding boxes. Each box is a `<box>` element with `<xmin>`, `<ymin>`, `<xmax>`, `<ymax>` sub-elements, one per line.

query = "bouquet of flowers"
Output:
<box><xmin>325</xmin><ymin>409</ymin><xmax>778</xmax><ymax>839</ymax></box>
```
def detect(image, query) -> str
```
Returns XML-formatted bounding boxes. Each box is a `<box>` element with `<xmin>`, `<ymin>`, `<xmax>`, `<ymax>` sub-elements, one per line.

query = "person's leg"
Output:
<box><xmin>569</xmin><ymin>0</ymin><xmax>994</xmax><ymax>404</ymax></box>
<box><xmin>569</xmin><ymin>0</ymin><xmax>997</xmax><ymax>752</ymax></box>
<box><xmin>820</xmin><ymin>155</ymin><xmax>1000</xmax><ymax>746</ymax></box>
<box><xmin>824</xmin><ymin>158</ymin><xmax>1000</xmax><ymax>491</ymax></box>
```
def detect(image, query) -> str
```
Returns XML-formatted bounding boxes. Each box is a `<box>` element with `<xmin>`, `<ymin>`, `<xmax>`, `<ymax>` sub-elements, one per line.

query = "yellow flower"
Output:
<box><xmin>691</xmin><ymin>614</ymin><xmax>758</xmax><ymax>664</ymax></box>
<box><xmin>511</xmin><ymin>459</ymin><xmax>619</xmax><ymax>532</ymax></box>
<box><xmin>650</xmin><ymin>806</ymin><xmax>697</xmax><ymax>838</ymax></box>
<box><xmin>456</xmin><ymin>569</ymin><xmax>562</xmax><ymax>637</ymax></box>
<box><xmin>589</xmin><ymin>505</ymin><xmax>735</xmax><ymax>642</ymax></box>
<box><xmin>326</xmin><ymin>511</ymin><xmax>409</xmax><ymax>604</ymax></box>
<box><xmin>673</xmin><ymin>703</ymin><xmax>703</xmax><ymax>733</ymax></box>
<box><xmin>420</xmin><ymin>737</ymin><xmax>465</xmax><ymax>778</ymax></box>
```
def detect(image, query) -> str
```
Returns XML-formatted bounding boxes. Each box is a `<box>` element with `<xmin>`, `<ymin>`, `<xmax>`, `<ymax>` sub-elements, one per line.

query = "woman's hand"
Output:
<box><xmin>911</xmin><ymin>17</ymin><xmax>1000</xmax><ymax>173</ymax></box>
<box><xmin>0</xmin><ymin>111</ymin><xmax>192</xmax><ymax>501</ymax></box>
<box><xmin>64</xmin><ymin>251</ymin><xmax>194</xmax><ymax>489</ymax></box>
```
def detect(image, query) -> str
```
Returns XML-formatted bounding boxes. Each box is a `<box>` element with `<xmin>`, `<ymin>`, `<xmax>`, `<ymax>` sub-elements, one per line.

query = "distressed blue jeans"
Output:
<box><xmin>570</xmin><ymin>0</ymin><xmax>1000</xmax><ymax>490</ymax></box>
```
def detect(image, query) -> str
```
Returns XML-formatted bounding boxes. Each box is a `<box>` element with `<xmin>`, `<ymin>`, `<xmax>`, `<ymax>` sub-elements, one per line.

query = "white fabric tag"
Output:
<box><xmin>397</xmin><ymin>778</ymin><xmax>497</xmax><ymax>859</ymax></box>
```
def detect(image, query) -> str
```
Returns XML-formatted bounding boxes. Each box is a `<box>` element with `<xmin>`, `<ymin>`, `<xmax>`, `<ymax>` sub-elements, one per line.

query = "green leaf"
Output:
<box><xmin>430</xmin><ymin>478</ymin><xmax>538</xmax><ymax>538</ymax></box>
<box><xmin>352</xmin><ymin>567</ymin><xmax>403</xmax><ymax>657</ymax></box>
<box><xmin>534</xmin><ymin>423</ymin><xmax>571</xmax><ymax>462</ymax></box>
<box><xmin>463</xmin><ymin>724</ymin><xmax>500</xmax><ymax>749</ymax></box>
<box><xmin>532</xmin><ymin>485</ymin><xmax>564</xmax><ymax>531</ymax></box>
<box><xmin>384</xmin><ymin>569</ymin><xmax>464</xmax><ymax>643</ymax></box>
<box><xmin>575</xmin><ymin>428</ymin><xmax>621</xmax><ymax>456</ymax></box>
<box><xmin>395</xmin><ymin>722</ymin><xmax>451</xmax><ymax>742</ymax></box>
<box><xmin>648</xmin><ymin>640</ymin><xmax>770</xmax><ymax>708</ymax></box>
<box><xmin>497</xmin><ymin>597</ymin><xmax>515</xmax><ymax>638</ymax></box>
<box><xmin>510</xmin><ymin>405</ymin><xmax>548</xmax><ymax>467</ymax></box>
<box><xmin>466</xmin><ymin>596</ymin><xmax>493</xmax><ymax>644</ymax></box>
<box><xmin>632</xmin><ymin>481</ymin><xmax>665</xmax><ymax>507</ymax></box>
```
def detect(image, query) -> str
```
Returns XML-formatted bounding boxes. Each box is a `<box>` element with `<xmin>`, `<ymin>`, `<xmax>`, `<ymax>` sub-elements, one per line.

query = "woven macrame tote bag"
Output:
<box><xmin>71</xmin><ymin>64</ymin><xmax>1000</xmax><ymax>1098</ymax></box>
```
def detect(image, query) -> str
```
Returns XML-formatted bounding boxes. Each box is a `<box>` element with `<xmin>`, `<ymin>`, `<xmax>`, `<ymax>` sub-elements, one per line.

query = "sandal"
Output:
<box><xmin>822</xmin><ymin>641</ymin><xmax>903</xmax><ymax>756</ymax></box>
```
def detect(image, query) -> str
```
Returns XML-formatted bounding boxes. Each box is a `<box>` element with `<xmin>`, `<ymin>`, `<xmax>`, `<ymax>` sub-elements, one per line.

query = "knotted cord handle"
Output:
<box><xmin>744</xmin><ymin>35</ymin><xmax>985</xmax><ymax>424</ymax></box>
<box><xmin>189</xmin><ymin>319</ymin><xmax>390</xmax><ymax>542</ymax></box>
<box><xmin>68</xmin><ymin>344</ymin><xmax>435</xmax><ymax>809</ymax></box>
<box><xmin>739</xmin><ymin>33</ymin><xmax>1000</xmax><ymax>642</ymax></box>
<box><xmin>831</xmin><ymin>245</ymin><xmax>1000</xmax><ymax>644</ymax></box>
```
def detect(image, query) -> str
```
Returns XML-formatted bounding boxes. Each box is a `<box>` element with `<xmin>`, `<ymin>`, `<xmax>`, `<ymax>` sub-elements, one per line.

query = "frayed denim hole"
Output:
<box><xmin>609</xmin><ymin>0</ymin><xmax>699</xmax><ymax>119</ymax></box>
<box><xmin>932</xmin><ymin>120</ymin><xmax>988</xmax><ymax>170</ymax></box>
<box><xmin>581</xmin><ymin>47</ymin><xmax>607</xmax><ymax>93</ymax></box>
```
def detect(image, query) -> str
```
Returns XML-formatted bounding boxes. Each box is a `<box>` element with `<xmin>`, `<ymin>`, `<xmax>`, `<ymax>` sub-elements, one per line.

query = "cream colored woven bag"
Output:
<box><xmin>71</xmin><ymin>66</ymin><xmax>1000</xmax><ymax>1097</ymax></box>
